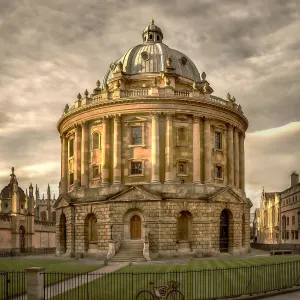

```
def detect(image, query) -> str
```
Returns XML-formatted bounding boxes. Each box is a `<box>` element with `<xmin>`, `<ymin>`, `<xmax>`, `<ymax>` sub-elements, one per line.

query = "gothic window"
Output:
<box><xmin>131</xmin><ymin>126</ymin><xmax>142</xmax><ymax>145</ymax></box>
<box><xmin>69</xmin><ymin>138</ymin><xmax>74</xmax><ymax>157</ymax></box>
<box><xmin>131</xmin><ymin>162</ymin><xmax>142</xmax><ymax>175</ymax></box>
<box><xmin>177</xmin><ymin>127</ymin><xmax>187</xmax><ymax>146</ymax></box>
<box><xmin>92</xmin><ymin>132</ymin><xmax>100</xmax><ymax>150</ymax></box>
<box><xmin>272</xmin><ymin>207</ymin><xmax>275</xmax><ymax>224</ymax></box>
<box><xmin>282</xmin><ymin>216</ymin><xmax>286</xmax><ymax>231</ymax></box>
<box><xmin>69</xmin><ymin>173</ymin><xmax>74</xmax><ymax>185</ymax></box>
<box><xmin>215</xmin><ymin>132</ymin><xmax>222</xmax><ymax>149</ymax></box>
<box><xmin>40</xmin><ymin>211</ymin><xmax>47</xmax><ymax>221</ymax></box>
<box><xmin>215</xmin><ymin>165</ymin><xmax>223</xmax><ymax>179</ymax></box>
<box><xmin>92</xmin><ymin>166</ymin><xmax>100</xmax><ymax>179</ymax></box>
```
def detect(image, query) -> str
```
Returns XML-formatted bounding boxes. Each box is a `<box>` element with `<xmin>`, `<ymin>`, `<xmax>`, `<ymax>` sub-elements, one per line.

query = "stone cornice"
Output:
<box><xmin>57</xmin><ymin>97</ymin><xmax>248</xmax><ymax>133</ymax></box>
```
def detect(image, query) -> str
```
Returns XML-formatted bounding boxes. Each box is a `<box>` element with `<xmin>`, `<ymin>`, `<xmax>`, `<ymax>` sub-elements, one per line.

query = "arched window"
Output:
<box><xmin>92</xmin><ymin>132</ymin><xmax>100</xmax><ymax>150</ymax></box>
<box><xmin>40</xmin><ymin>211</ymin><xmax>47</xmax><ymax>221</ymax></box>
<box><xmin>149</xmin><ymin>34</ymin><xmax>153</xmax><ymax>40</ymax></box>
<box><xmin>157</xmin><ymin>36</ymin><xmax>160</xmax><ymax>41</ymax></box>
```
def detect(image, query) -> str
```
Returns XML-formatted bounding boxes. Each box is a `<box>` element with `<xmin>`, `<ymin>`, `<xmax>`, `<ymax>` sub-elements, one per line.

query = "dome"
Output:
<box><xmin>102</xmin><ymin>20</ymin><xmax>201</xmax><ymax>87</ymax></box>
<box><xmin>0</xmin><ymin>184</ymin><xmax>26</xmax><ymax>202</ymax></box>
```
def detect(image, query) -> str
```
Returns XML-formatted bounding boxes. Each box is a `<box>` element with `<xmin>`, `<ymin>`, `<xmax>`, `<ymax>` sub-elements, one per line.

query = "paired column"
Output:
<box><xmin>204</xmin><ymin>117</ymin><xmax>211</xmax><ymax>183</ymax></box>
<box><xmin>74</xmin><ymin>124</ymin><xmax>81</xmax><ymax>187</ymax></box>
<box><xmin>193</xmin><ymin>116</ymin><xmax>201</xmax><ymax>184</ymax></box>
<box><xmin>81</xmin><ymin>121</ymin><xmax>89</xmax><ymax>187</ymax></box>
<box><xmin>101</xmin><ymin>117</ymin><xmax>110</xmax><ymax>186</ymax></box>
<box><xmin>234</xmin><ymin>128</ymin><xmax>240</xmax><ymax>187</ymax></box>
<box><xmin>227</xmin><ymin>124</ymin><xmax>234</xmax><ymax>186</ymax></box>
<box><xmin>165</xmin><ymin>113</ymin><xmax>174</xmax><ymax>183</ymax></box>
<box><xmin>113</xmin><ymin>115</ymin><xmax>122</xmax><ymax>184</ymax></box>
<box><xmin>61</xmin><ymin>133</ymin><xmax>68</xmax><ymax>193</ymax></box>
<box><xmin>151</xmin><ymin>113</ymin><xmax>160</xmax><ymax>184</ymax></box>
<box><xmin>239</xmin><ymin>132</ymin><xmax>245</xmax><ymax>190</ymax></box>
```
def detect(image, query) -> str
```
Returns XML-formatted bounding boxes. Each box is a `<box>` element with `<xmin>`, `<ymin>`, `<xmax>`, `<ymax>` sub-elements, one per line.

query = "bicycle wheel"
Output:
<box><xmin>136</xmin><ymin>290</ymin><xmax>155</xmax><ymax>300</ymax></box>
<box><xmin>166</xmin><ymin>290</ymin><xmax>185</xmax><ymax>300</ymax></box>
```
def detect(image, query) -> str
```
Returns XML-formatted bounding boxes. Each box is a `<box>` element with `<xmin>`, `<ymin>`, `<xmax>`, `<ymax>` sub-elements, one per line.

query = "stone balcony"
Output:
<box><xmin>63</xmin><ymin>86</ymin><xmax>244</xmax><ymax>119</ymax></box>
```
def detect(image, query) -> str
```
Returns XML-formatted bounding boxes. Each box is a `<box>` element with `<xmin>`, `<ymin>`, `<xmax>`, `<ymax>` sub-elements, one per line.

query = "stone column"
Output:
<box><xmin>239</xmin><ymin>131</ymin><xmax>245</xmax><ymax>190</ymax></box>
<box><xmin>204</xmin><ymin>117</ymin><xmax>211</xmax><ymax>183</ymax></box>
<box><xmin>227</xmin><ymin>124</ymin><xmax>234</xmax><ymax>186</ymax></box>
<box><xmin>165</xmin><ymin>113</ymin><xmax>174</xmax><ymax>183</ymax></box>
<box><xmin>151</xmin><ymin>113</ymin><xmax>160</xmax><ymax>184</ymax></box>
<box><xmin>81</xmin><ymin>121</ymin><xmax>89</xmax><ymax>187</ymax></box>
<box><xmin>101</xmin><ymin>117</ymin><xmax>110</xmax><ymax>186</ymax></box>
<box><xmin>61</xmin><ymin>133</ymin><xmax>68</xmax><ymax>193</ymax></box>
<box><xmin>74</xmin><ymin>124</ymin><xmax>81</xmax><ymax>187</ymax></box>
<box><xmin>113</xmin><ymin>115</ymin><xmax>121</xmax><ymax>184</ymax></box>
<box><xmin>25</xmin><ymin>267</ymin><xmax>45</xmax><ymax>300</ymax></box>
<box><xmin>193</xmin><ymin>116</ymin><xmax>201</xmax><ymax>184</ymax></box>
<box><xmin>234</xmin><ymin>128</ymin><xmax>240</xmax><ymax>187</ymax></box>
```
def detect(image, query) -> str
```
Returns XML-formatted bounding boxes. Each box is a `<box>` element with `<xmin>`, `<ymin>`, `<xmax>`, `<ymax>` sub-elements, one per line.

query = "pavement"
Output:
<box><xmin>264</xmin><ymin>290</ymin><xmax>300</xmax><ymax>299</ymax></box>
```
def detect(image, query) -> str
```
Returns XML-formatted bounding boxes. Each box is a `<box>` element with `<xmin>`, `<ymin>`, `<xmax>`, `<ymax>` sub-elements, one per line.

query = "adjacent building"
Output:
<box><xmin>0</xmin><ymin>168</ymin><xmax>56</xmax><ymax>252</ymax></box>
<box><xmin>54</xmin><ymin>20</ymin><xmax>252</xmax><ymax>259</ymax></box>
<box><xmin>281</xmin><ymin>172</ymin><xmax>300</xmax><ymax>244</ymax></box>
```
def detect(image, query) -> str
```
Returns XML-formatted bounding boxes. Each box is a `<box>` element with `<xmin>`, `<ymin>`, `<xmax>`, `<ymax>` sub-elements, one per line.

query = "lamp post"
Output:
<box><xmin>110</xmin><ymin>225</ymin><xmax>113</xmax><ymax>240</ymax></box>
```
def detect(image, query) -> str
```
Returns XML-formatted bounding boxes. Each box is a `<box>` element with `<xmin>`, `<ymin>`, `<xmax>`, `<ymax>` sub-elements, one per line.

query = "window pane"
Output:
<box><xmin>69</xmin><ymin>139</ymin><xmax>74</xmax><ymax>157</ymax></box>
<box><xmin>215</xmin><ymin>132</ymin><xmax>221</xmax><ymax>149</ymax></box>
<box><xmin>92</xmin><ymin>132</ymin><xmax>100</xmax><ymax>150</ymax></box>
<box><xmin>131</xmin><ymin>162</ymin><xmax>142</xmax><ymax>175</ymax></box>
<box><xmin>131</xmin><ymin>126</ymin><xmax>142</xmax><ymax>145</ymax></box>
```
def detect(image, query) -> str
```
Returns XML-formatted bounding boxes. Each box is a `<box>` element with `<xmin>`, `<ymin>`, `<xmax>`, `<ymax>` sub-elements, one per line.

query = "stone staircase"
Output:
<box><xmin>110</xmin><ymin>240</ymin><xmax>145</xmax><ymax>262</ymax></box>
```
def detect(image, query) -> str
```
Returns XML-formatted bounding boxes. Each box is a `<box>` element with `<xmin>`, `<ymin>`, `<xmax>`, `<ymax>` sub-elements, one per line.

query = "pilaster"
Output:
<box><xmin>239</xmin><ymin>131</ymin><xmax>245</xmax><ymax>190</ymax></box>
<box><xmin>74</xmin><ymin>123</ymin><xmax>81</xmax><ymax>188</ymax></box>
<box><xmin>61</xmin><ymin>133</ymin><xmax>68</xmax><ymax>194</ymax></box>
<box><xmin>203</xmin><ymin>117</ymin><xmax>212</xmax><ymax>183</ymax></box>
<box><xmin>164</xmin><ymin>112</ymin><xmax>174</xmax><ymax>183</ymax></box>
<box><xmin>227</xmin><ymin>123</ymin><xmax>234</xmax><ymax>186</ymax></box>
<box><xmin>80</xmin><ymin>121</ymin><xmax>89</xmax><ymax>187</ymax></box>
<box><xmin>113</xmin><ymin>115</ymin><xmax>122</xmax><ymax>184</ymax></box>
<box><xmin>234</xmin><ymin>127</ymin><xmax>240</xmax><ymax>187</ymax></box>
<box><xmin>151</xmin><ymin>112</ymin><xmax>160</xmax><ymax>184</ymax></box>
<box><xmin>101</xmin><ymin>116</ymin><xmax>110</xmax><ymax>186</ymax></box>
<box><xmin>193</xmin><ymin>115</ymin><xmax>201</xmax><ymax>184</ymax></box>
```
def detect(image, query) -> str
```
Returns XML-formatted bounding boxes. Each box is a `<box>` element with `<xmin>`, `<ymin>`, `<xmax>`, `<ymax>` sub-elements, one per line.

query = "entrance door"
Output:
<box><xmin>19</xmin><ymin>226</ymin><xmax>26</xmax><ymax>253</ymax></box>
<box><xmin>130</xmin><ymin>215</ymin><xmax>141</xmax><ymax>239</ymax></box>
<box><xmin>220</xmin><ymin>210</ymin><xmax>229</xmax><ymax>252</ymax></box>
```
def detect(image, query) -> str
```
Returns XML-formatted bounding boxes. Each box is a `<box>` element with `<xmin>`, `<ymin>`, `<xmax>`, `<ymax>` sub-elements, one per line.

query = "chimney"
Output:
<box><xmin>291</xmin><ymin>171</ymin><xmax>299</xmax><ymax>187</ymax></box>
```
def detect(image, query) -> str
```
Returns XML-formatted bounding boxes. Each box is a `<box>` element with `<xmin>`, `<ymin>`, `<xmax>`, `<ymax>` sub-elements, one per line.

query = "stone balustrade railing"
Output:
<box><xmin>107</xmin><ymin>232</ymin><xmax>122</xmax><ymax>260</ymax></box>
<box><xmin>64</xmin><ymin>87</ymin><xmax>244</xmax><ymax>116</ymax></box>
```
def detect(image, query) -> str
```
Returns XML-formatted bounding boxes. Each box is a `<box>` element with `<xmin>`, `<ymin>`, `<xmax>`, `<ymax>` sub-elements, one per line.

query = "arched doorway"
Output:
<box><xmin>130</xmin><ymin>215</ymin><xmax>141</xmax><ymax>239</ymax></box>
<box><xmin>19</xmin><ymin>226</ymin><xmax>26</xmax><ymax>253</ymax></box>
<box><xmin>84</xmin><ymin>214</ymin><xmax>98</xmax><ymax>252</ymax></box>
<box><xmin>59</xmin><ymin>214</ymin><xmax>67</xmax><ymax>254</ymax></box>
<box><xmin>220</xmin><ymin>210</ymin><xmax>229</xmax><ymax>252</ymax></box>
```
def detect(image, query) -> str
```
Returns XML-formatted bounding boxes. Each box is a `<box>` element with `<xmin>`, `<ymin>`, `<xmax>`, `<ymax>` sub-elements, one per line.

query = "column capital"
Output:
<box><xmin>79</xmin><ymin>120</ymin><xmax>89</xmax><ymax>128</ymax></box>
<box><xmin>203</xmin><ymin>116</ymin><xmax>213</xmax><ymax>123</ymax></box>
<box><xmin>150</xmin><ymin>112</ymin><xmax>161</xmax><ymax>119</ymax></box>
<box><xmin>226</xmin><ymin>122</ymin><xmax>234</xmax><ymax>130</ymax></box>
<box><xmin>60</xmin><ymin>132</ymin><xmax>67</xmax><ymax>140</ymax></box>
<box><xmin>112</xmin><ymin>114</ymin><xmax>121</xmax><ymax>122</ymax></box>
<box><xmin>164</xmin><ymin>111</ymin><xmax>175</xmax><ymax>120</ymax></box>
<box><xmin>192</xmin><ymin>115</ymin><xmax>202</xmax><ymax>123</ymax></box>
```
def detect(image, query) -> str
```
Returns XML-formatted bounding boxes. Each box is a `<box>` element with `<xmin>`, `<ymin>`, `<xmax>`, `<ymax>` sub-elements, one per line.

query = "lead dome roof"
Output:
<box><xmin>103</xmin><ymin>20</ymin><xmax>201</xmax><ymax>86</ymax></box>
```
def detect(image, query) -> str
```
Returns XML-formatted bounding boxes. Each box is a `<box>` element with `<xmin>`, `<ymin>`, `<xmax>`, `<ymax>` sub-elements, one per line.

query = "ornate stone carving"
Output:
<box><xmin>84</xmin><ymin>89</ymin><xmax>89</xmax><ymax>97</ymax></box>
<box><xmin>64</xmin><ymin>104</ymin><xmax>69</xmax><ymax>114</ymax></box>
<box><xmin>192</xmin><ymin>115</ymin><xmax>201</xmax><ymax>123</ymax></box>
<box><xmin>77</xmin><ymin>93</ymin><xmax>82</xmax><ymax>100</ymax></box>
<box><xmin>166</xmin><ymin>57</ymin><xmax>172</xmax><ymax>67</ymax></box>
<box><xmin>201</xmin><ymin>71</ymin><xmax>206</xmax><ymax>81</ymax></box>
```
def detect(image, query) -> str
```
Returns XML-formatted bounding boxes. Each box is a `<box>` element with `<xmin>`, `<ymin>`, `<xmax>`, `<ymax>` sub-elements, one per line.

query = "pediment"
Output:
<box><xmin>107</xmin><ymin>186</ymin><xmax>161</xmax><ymax>201</ymax></box>
<box><xmin>53</xmin><ymin>194</ymin><xmax>71</xmax><ymax>209</ymax></box>
<box><xmin>125</xmin><ymin>116</ymin><xmax>148</xmax><ymax>124</ymax></box>
<box><xmin>209</xmin><ymin>187</ymin><xmax>245</xmax><ymax>204</ymax></box>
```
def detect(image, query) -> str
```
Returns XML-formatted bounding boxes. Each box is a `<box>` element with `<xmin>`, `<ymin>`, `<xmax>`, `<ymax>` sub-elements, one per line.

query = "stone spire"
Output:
<box><xmin>47</xmin><ymin>184</ymin><xmax>51</xmax><ymax>200</ymax></box>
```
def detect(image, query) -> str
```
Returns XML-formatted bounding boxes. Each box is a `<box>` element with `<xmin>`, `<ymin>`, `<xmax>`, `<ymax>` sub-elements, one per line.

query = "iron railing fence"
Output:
<box><xmin>0</xmin><ymin>248</ymin><xmax>56</xmax><ymax>257</ymax></box>
<box><xmin>0</xmin><ymin>270</ymin><xmax>26</xmax><ymax>300</ymax></box>
<box><xmin>42</xmin><ymin>260</ymin><xmax>300</xmax><ymax>300</ymax></box>
<box><xmin>251</xmin><ymin>243</ymin><xmax>300</xmax><ymax>254</ymax></box>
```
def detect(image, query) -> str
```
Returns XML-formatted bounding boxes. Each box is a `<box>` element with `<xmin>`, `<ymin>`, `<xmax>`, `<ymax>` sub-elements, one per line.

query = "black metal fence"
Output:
<box><xmin>0</xmin><ymin>270</ymin><xmax>26</xmax><ymax>300</ymax></box>
<box><xmin>42</xmin><ymin>260</ymin><xmax>300</xmax><ymax>300</ymax></box>
<box><xmin>251</xmin><ymin>243</ymin><xmax>300</xmax><ymax>254</ymax></box>
<box><xmin>0</xmin><ymin>248</ymin><xmax>56</xmax><ymax>257</ymax></box>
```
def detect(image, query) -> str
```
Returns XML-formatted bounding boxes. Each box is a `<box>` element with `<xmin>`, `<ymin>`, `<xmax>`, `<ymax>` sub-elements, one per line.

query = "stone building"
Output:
<box><xmin>0</xmin><ymin>168</ymin><xmax>56</xmax><ymax>252</ymax></box>
<box><xmin>54</xmin><ymin>20</ymin><xmax>252</xmax><ymax>259</ymax></box>
<box><xmin>281</xmin><ymin>172</ymin><xmax>300</xmax><ymax>244</ymax></box>
<box><xmin>257</xmin><ymin>188</ymin><xmax>280</xmax><ymax>244</ymax></box>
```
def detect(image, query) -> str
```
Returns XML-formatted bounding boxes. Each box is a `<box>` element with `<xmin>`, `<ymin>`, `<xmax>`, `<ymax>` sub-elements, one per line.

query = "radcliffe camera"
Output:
<box><xmin>0</xmin><ymin>1</ymin><xmax>299</xmax><ymax>300</ymax></box>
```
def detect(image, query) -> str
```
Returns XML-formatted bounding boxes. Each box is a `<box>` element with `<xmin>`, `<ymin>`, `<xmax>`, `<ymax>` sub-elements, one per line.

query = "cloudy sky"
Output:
<box><xmin>0</xmin><ymin>0</ymin><xmax>299</xmax><ymax>208</ymax></box>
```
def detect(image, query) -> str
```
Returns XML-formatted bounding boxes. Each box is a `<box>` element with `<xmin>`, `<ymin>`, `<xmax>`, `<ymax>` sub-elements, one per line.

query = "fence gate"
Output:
<box><xmin>0</xmin><ymin>271</ymin><xmax>9</xmax><ymax>300</ymax></box>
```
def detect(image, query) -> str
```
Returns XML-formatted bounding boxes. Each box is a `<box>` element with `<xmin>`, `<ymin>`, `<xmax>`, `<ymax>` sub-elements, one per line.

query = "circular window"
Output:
<box><xmin>179</xmin><ymin>57</ymin><xmax>187</xmax><ymax>66</ymax></box>
<box><xmin>141</xmin><ymin>51</ymin><xmax>150</xmax><ymax>61</ymax></box>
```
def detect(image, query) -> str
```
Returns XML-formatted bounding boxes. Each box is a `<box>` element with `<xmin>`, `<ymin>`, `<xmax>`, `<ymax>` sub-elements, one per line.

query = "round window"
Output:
<box><xmin>180</xmin><ymin>57</ymin><xmax>187</xmax><ymax>66</ymax></box>
<box><xmin>141</xmin><ymin>51</ymin><xmax>150</xmax><ymax>61</ymax></box>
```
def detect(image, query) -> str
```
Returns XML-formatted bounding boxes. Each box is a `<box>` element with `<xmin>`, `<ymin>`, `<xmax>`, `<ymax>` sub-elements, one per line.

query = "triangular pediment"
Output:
<box><xmin>125</xmin><ymin>116</ymin><xmax>148</xmax><ymax>124</ymax></box>
<box><xmin>107</xmin><ymin>186</ymin><xmax>161</xmax><ymax>201</ymax></box>
<box><xmin>209</xmin><ymin>187</ymin><xmax>245</xmax><ymax>204</ymax></box>
<box><xmin>53</xmin><ymin>194</ymin><xmax>71</xmax><ymax>209</ymax></box>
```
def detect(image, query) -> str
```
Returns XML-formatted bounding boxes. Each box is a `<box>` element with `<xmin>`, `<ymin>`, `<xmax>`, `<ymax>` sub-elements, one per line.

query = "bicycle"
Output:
<box><xmin>136</xmin><ymin>280</ymin><xmax>184</xmax><ymax>299</ymax></box>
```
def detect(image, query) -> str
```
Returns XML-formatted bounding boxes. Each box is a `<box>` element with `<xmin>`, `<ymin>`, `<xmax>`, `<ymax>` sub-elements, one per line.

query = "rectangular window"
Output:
<box><xmin>215</xmin><ymin>132</ymin><xmax>222</xmax><ymax>149</ymax></box>
<box><xmin>93</xmin><ymin>166</ymin><xmax>100</xmax><ymax>179</ymax></box>
<box><xmin>69</xmin><ymin>173</ymin><xmax>74</xmax><ymax>185</ymax></box>
<box><xmin>286</xmin><ymin>231</ymin><xmax>289</xmax><ymax>240</ymax></box>
<box><xmin>287</xmin><ymin>217</ymin><xmax>289</xmax><ymax>226</ymax></box>
<box><xmin>131</xmin><ymin>126</ymin><xmax>142</xmax><ymax>145</ymax></box>
<box><xmin>295</xmin><ymin>231</ymin><xmax>299</xmax><ymax>240</ymax></box>
<box><xmin>215</xmin><ymin>166</ymin><xmax>223</xmax><ymax>179</ymax></box>
<box><xmin>177</xmin><ymin>161</ymin><xmax>188</xmax><ymax>175</ymax></box>
<box><xmin>69</xmin><ymin>138</ymin><xmax>74</xmax><ymax>157</ymax></box>
<box><xmin>292</xmin><ymin>216</ymin><xmax>295</xmax><ymax>225</ymax></box>
<box><xmin>131</xmin><ymin>162</ymin><xmax>142</xmax><ymax>175</ymax></box>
